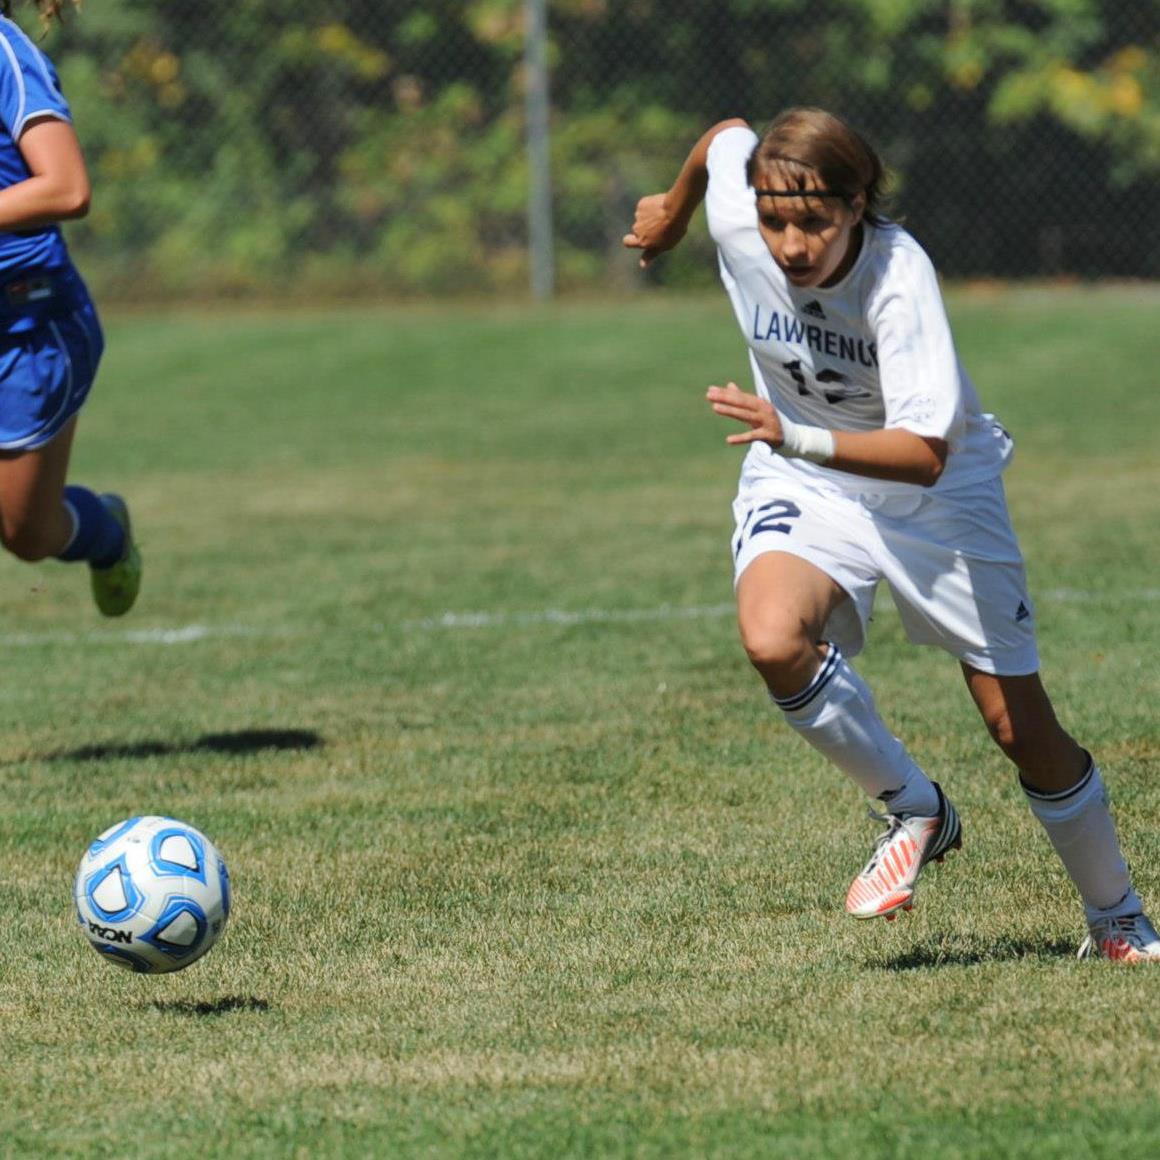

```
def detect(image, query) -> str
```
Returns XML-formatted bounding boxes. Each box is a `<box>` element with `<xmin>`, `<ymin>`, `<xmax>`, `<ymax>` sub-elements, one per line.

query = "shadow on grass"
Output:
<box><xmin>46</xmin><ymin>728</ymin><xmax>322</xmax><ymax>763</ymax></box>
<box><xmin>874</xmin><ymin>936</ymin><xmax>1077</xmax><ymax>970</ymax></box>
<box><xmin>150</xmin><ymin>996</ymin><xmax>271</xmax><ymax>1017</ymax></box>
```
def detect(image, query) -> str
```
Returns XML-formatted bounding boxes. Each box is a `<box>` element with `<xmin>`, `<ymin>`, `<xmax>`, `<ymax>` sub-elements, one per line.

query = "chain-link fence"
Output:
<box><xmin>31</xmin><ymin>0</ymin><xmax>1160</xmax><ymax>301</ymax></box>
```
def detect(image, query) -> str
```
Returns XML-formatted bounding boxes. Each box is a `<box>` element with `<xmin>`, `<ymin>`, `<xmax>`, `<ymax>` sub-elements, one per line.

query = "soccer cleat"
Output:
<box><xmin>1077</xmin><ymin>913</ymin><xmax>1160</xmax><ymax>962</ymax></box>
<box><xmin>90</xmin><ymin>493</ymin><xmax>142</xmax><ymax>617</ymax></box>
<box><xmin>845</xmin><ymin>782</ymin><xmax>962</xmax><ymax>920</ymax></box>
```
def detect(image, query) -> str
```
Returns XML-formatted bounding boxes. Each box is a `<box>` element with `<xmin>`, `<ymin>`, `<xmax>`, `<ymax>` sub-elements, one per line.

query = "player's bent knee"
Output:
<box><xmin>738</xmin><ymin>617</ymin><xmax>813</xmax><ymax>679</ymax></box>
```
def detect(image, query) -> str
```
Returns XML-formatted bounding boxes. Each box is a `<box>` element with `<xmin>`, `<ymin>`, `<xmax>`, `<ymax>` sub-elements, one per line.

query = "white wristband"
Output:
<box><xmin>775</xmin><ymin>416</ymin><xmax>836</xmax><ymax>465</ymax></box>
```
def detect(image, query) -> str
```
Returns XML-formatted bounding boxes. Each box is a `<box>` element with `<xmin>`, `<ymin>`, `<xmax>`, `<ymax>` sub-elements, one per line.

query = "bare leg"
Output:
<box><xmin>0</xmin><ymin>415</ymin><xmax>78</xmax><ymax>560</ymax></box>
<box><xmin>960</xmin><ymin>667</ymin><xmax>1086</xmax><ymax>792</ymax></box>
<box><xmin>735</xmin><ymin>550</ymin><xmax>845</xmax><ymax>697</ymax></box>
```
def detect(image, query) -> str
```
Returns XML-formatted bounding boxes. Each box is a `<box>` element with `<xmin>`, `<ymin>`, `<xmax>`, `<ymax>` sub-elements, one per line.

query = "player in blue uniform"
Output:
<box><xmin>0</xmin><ymin>0</ymin><xmax>140</xmax><ymax>615</ymax></box>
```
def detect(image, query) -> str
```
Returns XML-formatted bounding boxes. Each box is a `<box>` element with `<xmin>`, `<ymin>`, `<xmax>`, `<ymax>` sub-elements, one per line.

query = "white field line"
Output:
<box><xmin>0</xmin><ymin>624</ymin><xmax>284</xmax><ymax>647</ymax></box>
<box><xmin>0</xmin><ymin>587</ymin><xmax>1157</xmax><ymax>646</ymax></box>
<box><xmin>411</xmin><ymin>587</ymin><xmax>1160</xmax><ymax>631</ymax></box>
<box><xmin>411</xmin><ymin>602</ymin><xmax>738</xmax><ymax>631</ymax></box>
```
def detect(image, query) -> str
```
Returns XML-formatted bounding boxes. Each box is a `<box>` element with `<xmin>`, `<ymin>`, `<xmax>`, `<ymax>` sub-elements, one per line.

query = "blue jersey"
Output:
<box><xmin>0</xmin><ymin>15</ymin><xmax>74</xmax><ymax>276</ymax></box>
<box><xmin>0</xmin><ymin>17</ymin><xmax>102</xmax><ymax>450</ymax></box>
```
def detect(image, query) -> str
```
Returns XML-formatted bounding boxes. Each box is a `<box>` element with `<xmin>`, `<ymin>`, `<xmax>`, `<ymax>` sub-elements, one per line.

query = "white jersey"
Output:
<box><xmin>705</xmin><ymin>125</ymin><xmax>1012</xmax><ymax>498</ymax></box>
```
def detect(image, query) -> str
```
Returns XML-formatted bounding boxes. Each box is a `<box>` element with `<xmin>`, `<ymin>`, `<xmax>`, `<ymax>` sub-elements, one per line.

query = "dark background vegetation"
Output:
<box><xmin>26</xmin><ymin>0</ymin><xmax>1160</xmax><ymax>298</ymax></box>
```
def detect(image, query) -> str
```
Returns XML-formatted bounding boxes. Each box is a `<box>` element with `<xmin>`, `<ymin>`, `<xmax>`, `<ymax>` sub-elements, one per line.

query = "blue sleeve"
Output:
<box><xmin>0</xmin><ymin>19</ymin><xmax>71</xmax><ymax>140</ymax></box>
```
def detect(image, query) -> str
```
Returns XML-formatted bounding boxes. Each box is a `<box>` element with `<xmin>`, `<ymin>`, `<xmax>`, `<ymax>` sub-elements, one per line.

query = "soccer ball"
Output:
<box><xmin>74</xmin><ymin>816</ymin><xmax>231</xmax><ymax>974</ymax></box>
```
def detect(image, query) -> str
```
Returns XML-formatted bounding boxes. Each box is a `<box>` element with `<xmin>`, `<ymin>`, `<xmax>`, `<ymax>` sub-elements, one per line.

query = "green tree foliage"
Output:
<box><xmin>20</xmin><ymin>0</ymin><xmax>1158</xmax><ymax>297</ymax></box>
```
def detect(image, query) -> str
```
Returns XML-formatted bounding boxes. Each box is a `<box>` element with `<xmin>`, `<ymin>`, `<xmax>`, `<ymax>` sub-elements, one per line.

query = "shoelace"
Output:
<box><xmin>1077</xmin><ymin>915</ymin><xmax>1146</xmax><ymax>960</ymax></box>
<box><xmin>862</xmin><ymin>808</ymin><xmax>903</xmax><ymax>873</ymax></box>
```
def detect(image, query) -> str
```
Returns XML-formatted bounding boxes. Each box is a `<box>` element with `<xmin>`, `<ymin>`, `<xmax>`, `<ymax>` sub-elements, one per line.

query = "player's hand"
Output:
<box><xmin>622</xmin><ymin>193</ymin><xmax>687</xmax><ymax>267</ymax></box>
<box><xmin>706</xmin><ymin>382</ymin><xmax>785</xmax><ymax>448</ymax></box>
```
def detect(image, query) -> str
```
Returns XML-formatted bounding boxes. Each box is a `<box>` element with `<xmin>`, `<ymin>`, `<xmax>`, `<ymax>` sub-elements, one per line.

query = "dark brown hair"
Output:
<box><xmin>0</xmin><ymin>0</ymin><xmax>78</xmax><ymax>28</ymax></box>
<box><xmin>746</xmin><ymin>107</ymin><xmax>892</xmax><ymax>225</ymax></box>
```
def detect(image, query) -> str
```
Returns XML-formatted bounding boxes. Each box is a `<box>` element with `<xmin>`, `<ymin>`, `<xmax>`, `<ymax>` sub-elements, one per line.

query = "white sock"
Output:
<box><xmin>774</xmin><ymin>642</ymin><xmax>940</xmax><ymax>816</ymax></box>
<box><xmin>1023</xmin><ymin>759</ymin><xmax>1140</xmax><ymax>923</ymax></box>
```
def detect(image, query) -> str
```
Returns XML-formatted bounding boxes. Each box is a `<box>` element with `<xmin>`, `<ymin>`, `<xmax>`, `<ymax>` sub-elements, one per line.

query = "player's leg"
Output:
<box><xmin>0</xmin><ymin>416</ymin><xmax>141</xmax><ymax>615</ymax></box>
<box><xmin>963</xmin><ymin>667</ymin><xmax>1159</xmax><ymax>961</ymax></box>
<box><xmin>960</xmin><ymin>667</ymin><xmax>1085</xmax><ymax>790</ymax></box>
<box><xmin>739</xmin><ymin>550</ymin><xmax>935</xmax><ymax>806</ymax></box>
<box><xmin>737</xmin><ymin>549</ymin><xmax>960</xmax><ymax>919</ymax></box>
<box><xmin>0</xmin><ymin>297</ymin><xmax>141</xmax><ymax>615</ymax></box>
<box><xmin>0</xmin><ymin>416</ymin><xmax>83</xmax><ymax>559</ymax></box>
<box><xmin>885</xmin><ymin>474</ymin><xmax>1157</xmax><ymax>959</ymax></box>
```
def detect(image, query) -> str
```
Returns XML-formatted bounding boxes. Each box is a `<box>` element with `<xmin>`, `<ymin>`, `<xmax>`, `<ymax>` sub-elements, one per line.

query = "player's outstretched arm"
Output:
<box><xmin>623</xmin><ymin>118</ymin><xmax>749</xmax><ymax>267</ymax></box>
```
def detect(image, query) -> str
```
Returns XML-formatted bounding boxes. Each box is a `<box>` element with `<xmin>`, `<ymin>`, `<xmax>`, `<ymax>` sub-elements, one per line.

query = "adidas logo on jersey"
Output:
<box><xmin>801</xmin><ymin>299</ymin><xmax>826</xmax><ymax>319</ymax></box>
<box><xmin>1015</xmin><ymin>601</ymin><xmax>1031</xmax><ymax>622</ymax></box>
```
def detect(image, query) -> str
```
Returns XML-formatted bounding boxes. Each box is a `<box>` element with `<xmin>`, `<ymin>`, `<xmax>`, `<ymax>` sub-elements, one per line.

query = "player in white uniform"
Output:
<box><xmin>624</xmin><ymin>108</ymin><xmax>1158</xmax><ymax>961</ymax></box>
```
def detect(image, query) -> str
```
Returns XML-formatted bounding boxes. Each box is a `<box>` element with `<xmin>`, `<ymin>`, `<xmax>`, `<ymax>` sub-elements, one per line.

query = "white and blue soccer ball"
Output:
<box><xmin>74</xmin><ymin>816</ymin><xmax>231</xmax><ymax>974</ymax></box>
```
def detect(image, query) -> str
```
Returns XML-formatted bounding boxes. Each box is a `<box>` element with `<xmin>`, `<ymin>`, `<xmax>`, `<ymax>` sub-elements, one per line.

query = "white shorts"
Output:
<box><xmin>731</xmin><ymin>473</ymin><xmax>1039</xmax><ymax>675</ymax></box>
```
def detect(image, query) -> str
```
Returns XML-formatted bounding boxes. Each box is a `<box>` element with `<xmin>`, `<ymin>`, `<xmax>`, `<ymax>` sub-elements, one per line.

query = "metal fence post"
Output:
<box><xmin>525</xmin><ymin>0</ymin><xmax>555</xmax><ymax>300</ymax></box>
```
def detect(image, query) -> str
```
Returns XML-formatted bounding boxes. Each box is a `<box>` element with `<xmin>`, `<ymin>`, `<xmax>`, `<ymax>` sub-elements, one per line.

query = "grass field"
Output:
<box><xmin>2</xmin><ymin>285</ymin><xmax>1159</xmax><ymax>1157</ymax></box>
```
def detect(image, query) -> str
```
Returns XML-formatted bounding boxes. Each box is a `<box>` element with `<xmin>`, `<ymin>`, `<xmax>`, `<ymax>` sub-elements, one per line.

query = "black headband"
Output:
<box><xmin>753</xmin><ymin>188</ymin><xmax>843</xmax><ymax>199</ymax></box>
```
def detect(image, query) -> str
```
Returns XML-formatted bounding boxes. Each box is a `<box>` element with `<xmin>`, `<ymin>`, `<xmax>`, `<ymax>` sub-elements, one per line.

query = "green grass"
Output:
<box><xmin>2</xmin><ymin>285</ymin><xmax>1159</xmax><ymax>1157</ymax></box>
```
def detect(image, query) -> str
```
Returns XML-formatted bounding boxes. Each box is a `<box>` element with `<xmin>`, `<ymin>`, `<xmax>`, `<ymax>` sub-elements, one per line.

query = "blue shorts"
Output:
<box><xmin>0</xmin><ymin>268</ymin><xmax>105</xmax><ymax>451</ymax></box>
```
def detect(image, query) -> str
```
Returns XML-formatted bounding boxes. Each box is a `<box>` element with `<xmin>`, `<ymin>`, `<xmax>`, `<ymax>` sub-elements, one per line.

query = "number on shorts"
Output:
<box><xmin>734</xmin><ymin>498</ymin><xmax>803</xmax><ymax>558</ymax></box>
<box><xmin>751</xmin><ymin>499</ymin><xmax>802</xmax><ymax>536</ymax></box>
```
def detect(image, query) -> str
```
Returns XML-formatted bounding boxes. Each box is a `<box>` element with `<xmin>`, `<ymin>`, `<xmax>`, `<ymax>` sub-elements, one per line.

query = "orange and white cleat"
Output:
<box><xmin>1077</xmin><ymin>914</ymin><xmax>1160</xmax><ymax>962</ymax></box>
<box><xmin>845</xmin><ymin>782</ymin><xmax>961</xmax><ymax>920</ymax></box>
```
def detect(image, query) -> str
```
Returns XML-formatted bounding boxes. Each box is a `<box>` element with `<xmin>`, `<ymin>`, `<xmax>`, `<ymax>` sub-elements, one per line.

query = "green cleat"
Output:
<box><xmin>90</xmin><ymin>493</ymin><xmax>142</xmax><ymax>617</ymax></box>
